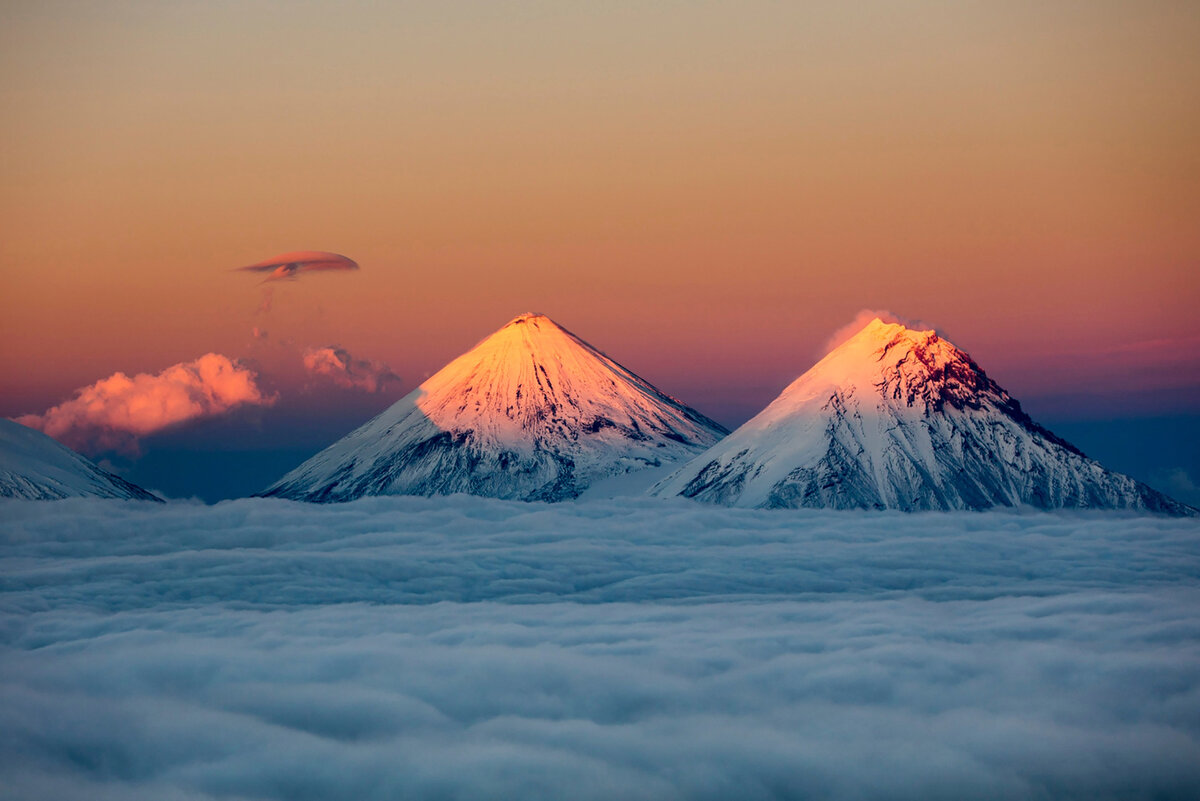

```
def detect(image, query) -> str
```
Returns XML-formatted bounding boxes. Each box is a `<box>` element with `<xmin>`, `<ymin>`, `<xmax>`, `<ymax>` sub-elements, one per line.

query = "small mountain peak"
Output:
<box><xmin>1</xmin><ymin>418</ymin><xmax>161</xmax><ymax>501</ymax></box>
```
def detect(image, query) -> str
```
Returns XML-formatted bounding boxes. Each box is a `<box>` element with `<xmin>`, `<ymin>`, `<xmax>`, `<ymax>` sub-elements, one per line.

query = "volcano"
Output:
<box><xmin>0</xmin><ymin>418</ymin><xmax>161</xmax><ymax>501</ymax></box>
<box><xmin>651</xmin><ymin>318</ymin><xmax>1193</xmax><ymax>514</ymax></box>
<box><xmin>263</xmin><ymin>313</ymin><xmax>727</xmax><ymax>502</ymax></box>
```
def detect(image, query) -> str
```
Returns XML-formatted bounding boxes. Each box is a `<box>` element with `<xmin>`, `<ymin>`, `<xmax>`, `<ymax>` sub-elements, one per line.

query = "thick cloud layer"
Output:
<box><xmin>14</xmin><ymin>354</ymin><xmax>273</xmax><ymax>454</ymax></box>
<box><xmin>302</xmin><ymin>346</ymin><xmax>399</xmax><ymax>393</ymax></box>
<box><xmin>2</xmin><ymin>498</ymin><xmax>1198</xmax><ymax>799</ymax></box>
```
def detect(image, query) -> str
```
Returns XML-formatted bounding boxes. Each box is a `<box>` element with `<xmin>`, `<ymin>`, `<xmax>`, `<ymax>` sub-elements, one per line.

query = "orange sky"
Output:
<box><xmin>2</xmin><ymin>1</ymin><xmax>1198</xmax><ymax>425</ymax></box>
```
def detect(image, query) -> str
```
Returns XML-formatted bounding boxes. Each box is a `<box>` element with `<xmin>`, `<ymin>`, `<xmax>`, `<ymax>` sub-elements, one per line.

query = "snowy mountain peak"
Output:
<box><xmin>263</xmin><ymin>313</ymin><xmax>728</xmax><ymax>502</ymax></box>
<box><xmin>799</xmin><ymin>317</ymin><xmax>1021</xmax><ymax>418</ymax></box>
<box><xmin>0</xmin><ymin>418</ymin><xmax>161</xmax><ymax>501</ymax></box>
<box><xmin>652</xmin><ymin>318</ymin><xmax>1191</xmax><ymax>514</ymax></box>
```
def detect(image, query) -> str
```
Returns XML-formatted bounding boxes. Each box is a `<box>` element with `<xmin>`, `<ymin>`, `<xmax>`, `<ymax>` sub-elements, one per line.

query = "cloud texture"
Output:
<box><xmin>1</xmin><ymin>497</ymin><xmax>1199</xmax><ymax>800</ymax></box>
<box><xmin>237</xmin><ymin>251</ymin><xmax>359</xmax><ymax>283</ymax></box>
<box><xmin>302</xmin><ymin>346</ymin><xmax>399</xmax><ymax>393</ymax></box>
<box><xmin>15</xmin><ymin>354</ymin><xmax>273</xmax><ymax>454</ymax></box>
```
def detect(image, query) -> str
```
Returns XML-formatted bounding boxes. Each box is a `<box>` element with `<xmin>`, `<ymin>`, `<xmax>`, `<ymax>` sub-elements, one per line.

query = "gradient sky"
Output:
<box><xmin>1</xmin><ymin>1</ymin><xmax>1198</xmax><ymax>498</ymax></box>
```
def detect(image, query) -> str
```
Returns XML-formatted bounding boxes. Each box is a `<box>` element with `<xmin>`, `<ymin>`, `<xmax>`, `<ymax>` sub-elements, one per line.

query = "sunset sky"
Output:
<box><xmin>1</xmin><ymin>1</ymin><xmax>1198</xmax><ymax>499</ymax></box>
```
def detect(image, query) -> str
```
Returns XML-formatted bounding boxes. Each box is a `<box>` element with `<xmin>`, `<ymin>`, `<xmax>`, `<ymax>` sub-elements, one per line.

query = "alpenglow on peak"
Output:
<box><xmin>263</xmin><ymin>313</ymin><xmax>728</xmax><ymax>502</ymax></box>
<box><xmin>651</xmin><ymin>317</ymin><xmax>1193</xmax><ymax>514</ymax></box>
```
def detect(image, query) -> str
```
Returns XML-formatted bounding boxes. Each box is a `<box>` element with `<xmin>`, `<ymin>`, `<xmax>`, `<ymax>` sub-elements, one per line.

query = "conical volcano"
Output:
<box><xmin>651</xmin><ymin>318</ymin><xmax>1192</xmax><ymax>514</ymax></box>
<box><xmin>263</xmin><ymin>313</ymin><xmax>728</xmax><ymax>502</ymax></box>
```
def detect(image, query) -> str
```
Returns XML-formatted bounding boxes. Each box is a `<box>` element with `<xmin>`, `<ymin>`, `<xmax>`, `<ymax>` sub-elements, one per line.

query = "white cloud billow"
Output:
<box><xmin>1</xmin><ymin>497</ymin><xmax>1198</xmax><ymax>799</ymax></box>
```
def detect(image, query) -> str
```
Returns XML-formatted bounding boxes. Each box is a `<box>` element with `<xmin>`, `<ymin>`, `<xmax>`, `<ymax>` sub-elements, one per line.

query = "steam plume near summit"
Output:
<box><xmin>821</xmin><ymin>309</ymin><xmax>943</xmax><ymax>355</ymax></box>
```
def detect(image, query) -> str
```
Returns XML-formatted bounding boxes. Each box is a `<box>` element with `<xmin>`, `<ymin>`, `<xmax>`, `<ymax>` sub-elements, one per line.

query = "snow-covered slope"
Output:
<box><xmin>651</xmin><ymin>318</ymin><xmax>1193</xmax><ymax>514</ymax></box>
<box><xmin>263</xmin><ymin>313</ymin><xmax>728</xmax><ymax>502</ymax></box>
<box><xmin>0</xmin><ymin>418</ymin><xmax>161</xmax><ymax>501</ymax></box>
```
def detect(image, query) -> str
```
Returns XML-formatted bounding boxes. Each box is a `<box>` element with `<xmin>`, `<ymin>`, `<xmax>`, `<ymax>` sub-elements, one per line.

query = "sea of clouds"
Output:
<box><xmin>2</xmin><ymin>497</ymin><xmax>1199</xmax><ymax>800</ymax></box>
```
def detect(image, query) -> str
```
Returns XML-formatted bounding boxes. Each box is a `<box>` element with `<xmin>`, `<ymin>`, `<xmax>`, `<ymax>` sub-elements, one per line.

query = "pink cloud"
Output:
<box><xmin>16</xmin><ymin>353</ymin><xmax>274</xmax><ymax>455</ymax></box>
<box><xmin>302</xmin><ymin>346</ymin><xmax>399</xmax><ymax>393</ymax></box>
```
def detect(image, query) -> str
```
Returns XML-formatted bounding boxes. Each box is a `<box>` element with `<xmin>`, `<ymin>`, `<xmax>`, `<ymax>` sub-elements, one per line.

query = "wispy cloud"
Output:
<box><xmin>821</xmin><ymin>309</ymin><xmax>942</xmax><ymax>355</ymax></box>
<box><xmin>14</xmin><ymin>354</ymin><xmax>274</xmax><ymax>455</ymax></box>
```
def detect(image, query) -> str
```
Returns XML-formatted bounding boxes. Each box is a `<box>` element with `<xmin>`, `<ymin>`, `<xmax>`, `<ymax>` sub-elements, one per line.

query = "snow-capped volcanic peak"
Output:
<box><xmin>416</xmin><ymin>312</ymin><xmax>707</xmax><ymax>443</ymax></box>
<box><xmin>264</xmin><ymin>313</ymin><xmax>727</xmax><ymax>502</ymax></box>
<box><xmin>652</xmin><ymin>317</ymin><xmax>1192</xmax><ymax>514</ymax></box>
<box><xmin>775</xmin><ymin>318</ymin><xmax>1041</xmax><ymax>422</ymax></box>
<box><xmin>0</xmin><ymin>418</ymin><xmax>160</xmax><ymax>501</ymax></box>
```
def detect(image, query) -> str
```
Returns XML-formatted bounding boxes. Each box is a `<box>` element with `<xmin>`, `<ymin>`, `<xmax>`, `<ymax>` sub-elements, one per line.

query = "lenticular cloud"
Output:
<box><xmin>15</xmin><ymin>353</ymin><xmax>273</xmax><ymax>454</ymax></box>
<box><xmin>1</xmin><ymin>497</ymin><xmax>1198</xmax><ymax>800</ymax></box>
<box><xmin>237</xmin><ymin>251</ymin><xmax>358</xmax><ymax>283</ymax></box>
<box><xmin>302</xmin><ymin>345</ymin><xmax>399</xmax><ymax>393</ymax></box>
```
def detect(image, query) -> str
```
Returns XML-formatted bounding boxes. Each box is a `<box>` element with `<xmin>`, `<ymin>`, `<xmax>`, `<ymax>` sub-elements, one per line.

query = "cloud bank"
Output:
<box><xmin>1</xmin><ymin>498</ymin><xmax>1198</xmax><ymax>800</ymax></box>
<box><xmin>15</xmin><ymin>354</ymin><xmax>274</xmax><ymax>455</ymax></box>
<box><xmin>303</xmin><ymin>346</ymin><xmax>399</xmax><ymax>393</ymax></box>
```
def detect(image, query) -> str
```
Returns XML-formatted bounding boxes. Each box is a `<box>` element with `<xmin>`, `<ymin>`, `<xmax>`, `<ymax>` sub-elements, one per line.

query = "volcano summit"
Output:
<box><xmin>263</xmin><ymin>313</ymin><xmax>727</xmax><ymax>502</ymax></box>
<box><xmin>651</xmin><ymin>318</ymin><xmax>1192</xmax><ymax>514</ymax></box>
